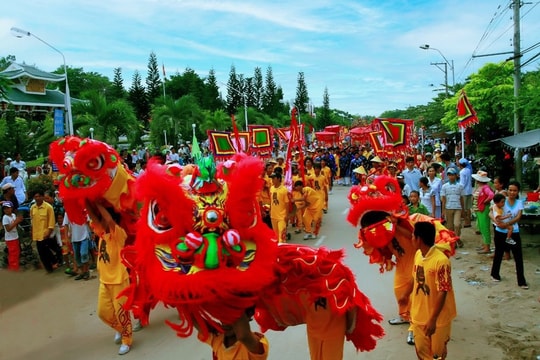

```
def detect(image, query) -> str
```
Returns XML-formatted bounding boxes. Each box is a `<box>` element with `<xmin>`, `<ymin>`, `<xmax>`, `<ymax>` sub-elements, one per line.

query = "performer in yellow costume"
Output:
<box><xmin>270</xmin><ymin>172</ymin><xmax>290</xmax><ymax>243</ymax></box>
<box><xmin>87</xmin><ymin>201</ymin><xmax>133</xmax><ymax>355</ymax></box>
<box><xmin>311</xmin><ymin>163</ymin><xmax>329</xmax><ymax>213</ymax></box>
<box><xmin>293</xmin><ymin>181</ymin><xmax>323</xmax><ymax>240</ymax></box>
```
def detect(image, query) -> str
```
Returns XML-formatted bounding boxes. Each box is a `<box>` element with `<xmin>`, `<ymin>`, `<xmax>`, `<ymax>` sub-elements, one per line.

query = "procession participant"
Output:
<box><xmin>401</xmin><ymin>221</ymin><xmax>456</xmax><ymax>360</ymax></box>
<box><xmin>312</xmin><ymin>163</ymin><xmax>329</xmax><ymax>214</ymax></box>
<box><xmin>269</xmin><ymin>172</ymin><xmax>289</xmax><ymax>243</ymax></box>
<box><xmin>368</xmin><ymin>156</ymin><xmax>385</xmax><ymax>176</ymax></box>
<box><xmin>293</xmin><ymin>180</ymin><xmax>323</xmax><ymax>240</ymax></box>
<box><xmin>86</xmin><ymin>201</ymin><xmax>133</xmax><ymax>355</ymax></box>
<box><xmin>320</xmin><ymin>158</ymin><xmax>333</xmax><ymax>195</ymax></box>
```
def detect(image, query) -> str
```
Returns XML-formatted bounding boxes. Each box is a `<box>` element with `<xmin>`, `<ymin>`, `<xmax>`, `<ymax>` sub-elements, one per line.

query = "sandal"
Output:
<box><xmin>388</xmin><ymin>317</ymin><xmax>409</xmax><ymax>325</ymax></box>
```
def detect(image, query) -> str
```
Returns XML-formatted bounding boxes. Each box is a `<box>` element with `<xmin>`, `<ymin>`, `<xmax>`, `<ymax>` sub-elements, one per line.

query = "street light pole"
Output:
<box><xmin>420</xmin><ymin>44</ymin><xmax>455</xmax><ymax>93</ymax></box>
<box><xmin>11</xmin><ymin>27</ymin><xmax>74</xmax><ymax>136</ymax></box>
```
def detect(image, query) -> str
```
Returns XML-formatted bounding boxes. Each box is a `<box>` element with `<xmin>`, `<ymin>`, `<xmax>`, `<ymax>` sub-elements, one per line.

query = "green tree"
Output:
<box><xmin>253</xmin><ymin>67</ymin><xmax>264</xmax><ymax>111</ymax></box>
<box><xmin>109</xmin><ymin>67</ymin><xmax>126</xmax><ymax>102</ymax></box>
<box><xmin>167</xmin><ymin>68</ymin><xmax>205</xmax><ymax>105</ymax></box>
<box><xmin>54</xmin><ymin>67</ymin><xmax>111</xmax><ymax>99</ymax></box>
<box><xmin>146</xmin><ymin>52</ymin><xmax>162</xmax><ymax>104</ymax></box>
<box><xmin>74</xmin><ymin>91</ymin><xmax>139</xmax><ymax>146</ymax></box>
<box><xmin>519</xmin><ymin>68</ymin><xmax>540</xmax><ymax>131</ymax></box>
<box><xmin>128</xmin><ymin>70</ymin><xmax>150</xmax><ymax>127</ymax></box>
<box><xmin>150</xmin><ymin>95</ymin><xmax>204</xmax><ymax>148</ymax></box>
<box><xmin>202</xmin><ymin>68</ymin><xmax>223</xmax><ymax>111</ymax></box>
<box><xmin>263</xmin><ymin>66</ymin><xmax>281</xmax><ymax>117</ymax></box>
<box><xmin>226</xmin><ymin>65</ymin><xmax>242</xmax><ymax>115</ymax></box>
<box><xmin>317</xmin><ymin>86</ymin><xmax>332</xmax><ymax>129</ymax></box>
<box><xmin>294</xmin><ymin>71</ymin><xmax>309</xmax><ymax>115</ymax></box>
<box><xmin>201</xmin><ymin>109</ymin><xmax>230</xmax><ymax>133</ymax></box>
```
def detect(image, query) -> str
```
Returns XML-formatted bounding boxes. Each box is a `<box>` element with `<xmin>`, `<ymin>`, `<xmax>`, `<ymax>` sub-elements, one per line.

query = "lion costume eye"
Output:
<box><xmin>148</xmin><ymin>200</ymin><xmax>172</xmax><ymax>233</ymax></box>
<box><xmin>86</xmin><ymin>154</ymin><xmax>105</xmax><ymax>171</ymax></box>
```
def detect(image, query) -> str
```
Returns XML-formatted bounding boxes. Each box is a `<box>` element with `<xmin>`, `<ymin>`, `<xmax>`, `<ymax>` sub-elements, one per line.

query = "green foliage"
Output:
<box><xmin>109</xmin><ymin>67</ymin><xmax>126</xmax><ymax>101</ymax></box>
<box><xmin>128</xmin><ymin>70</ymin><xmax>150</xmax><ymax>127</ymax></box>
<box><xmin>73</xmin><ymin>91</ymin><xmax>139</xmax><ymax>146</ymax></box>
<box><xmin>26</xmin><ymin>175</ymin><xmax>55</xmax><ymax>198</ymax></box>
<box><xmin>226</xmin><ymin>65</ymin><xmax>242</xmax><ymax>115</ymax></box>
<box><xmin>150</xmin><ymin>95</ymin><xmax>204</xmax><ymax>147</ymax></box>
<box><xmin>294</xmin><ymin>72</ymin><xmax>309</xmax><ymax>115</ymax></box>
<box><xmin>317</xmin><ymin>87</ymin><xmax>332</xmax><ymax>129</ymax></box>
<box><xmin>146</xmin><ymin>52</ymin><xmax>162</xmax><ymax>103</ymax></box>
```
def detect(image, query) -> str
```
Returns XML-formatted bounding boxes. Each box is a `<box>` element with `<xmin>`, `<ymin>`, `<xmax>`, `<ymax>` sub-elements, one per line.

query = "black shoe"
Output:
<box><xmin>75</xmin><ymin>272</ymin><xmax>90</xmax><ymax>281</ymax></box>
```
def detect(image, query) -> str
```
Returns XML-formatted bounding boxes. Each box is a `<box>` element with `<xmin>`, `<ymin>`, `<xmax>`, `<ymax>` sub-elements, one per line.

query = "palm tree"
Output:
<box><xmin>72</xmin><ymin>91</ymin><xmax>139</xmax><ymax>146</ymax></box>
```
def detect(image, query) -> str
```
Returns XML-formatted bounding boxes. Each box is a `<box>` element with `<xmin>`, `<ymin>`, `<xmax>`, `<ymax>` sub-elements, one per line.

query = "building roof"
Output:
<box><xmin>0</xmin><ymin>63</ymin><xmax>64</xmax><ymax>82</ymax></box>
<box><xmin>1</xmin><ymin>87</ymin><xmax>66</xmax><ymax>107</ymax></box>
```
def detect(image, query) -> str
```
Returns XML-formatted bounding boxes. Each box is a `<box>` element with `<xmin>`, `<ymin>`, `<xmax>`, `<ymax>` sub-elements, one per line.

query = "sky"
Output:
<box><xmin>2</xmin><ymin>0</ymin><xmax>540</xmax><ymax>117</ymax></box>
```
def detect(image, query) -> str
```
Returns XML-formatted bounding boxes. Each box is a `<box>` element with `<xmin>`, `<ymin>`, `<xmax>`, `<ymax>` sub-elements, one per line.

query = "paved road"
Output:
<box><xmin>0</xmin><ymin>185</ymin><xmax>502</xmax><ymax>360</ymax></box>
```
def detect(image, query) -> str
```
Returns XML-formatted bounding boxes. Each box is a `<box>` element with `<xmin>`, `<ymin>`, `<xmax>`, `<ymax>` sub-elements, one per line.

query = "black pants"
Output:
<box><xmin>490</xmin><ymin>229</ymin><xmax>527</xmax><ymax>286</ymax></box>
<box><xmin>36</xmin><ymin>238</ymin><xmax>61</xmax><ymax>272</ymax></box>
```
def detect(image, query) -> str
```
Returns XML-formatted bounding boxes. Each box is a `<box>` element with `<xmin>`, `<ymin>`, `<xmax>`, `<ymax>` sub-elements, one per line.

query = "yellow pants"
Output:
<box><xmin>303</xmin><ymin>207</ymin><xmax>322</xmax><ymax>235</ymax></box>
<box><xmin>411</xmin><ymin>322</ymin><xmax>451</xmax><ymax>360</ymax></box>
<box><xmin>97</xmin><ymin>280</ymin><xmax>133</xmax><ymax>346</ymax></box>
<box><xmin>307</xmin><ymin>335</ymin><xmax>345</xmax><ymax>360</ymax></box>
<box><xmin>271</xmin><ymin>218</ymin><xmax>288</xmax><ymax>243</ymax></box>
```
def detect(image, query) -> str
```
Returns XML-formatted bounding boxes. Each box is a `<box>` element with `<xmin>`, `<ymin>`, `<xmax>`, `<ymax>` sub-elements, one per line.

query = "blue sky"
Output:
<box><xmin>2</xmin><ymin>0</ymin><xmax>540</xmax><ymax>116</ymax></box>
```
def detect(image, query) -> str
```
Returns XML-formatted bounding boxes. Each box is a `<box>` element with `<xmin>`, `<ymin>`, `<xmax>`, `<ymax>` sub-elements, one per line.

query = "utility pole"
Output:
<box><xmin>512</xmin><ymin>0</ymin><xmax>522</xmax><ymax>183</ymax></box>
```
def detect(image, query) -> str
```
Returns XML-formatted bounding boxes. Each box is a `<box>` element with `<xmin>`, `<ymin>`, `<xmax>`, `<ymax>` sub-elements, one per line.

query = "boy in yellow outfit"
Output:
<box><xmin>400</xmin><ymin>221</ymin><xmax>456</xmax><ymax>360</ymax></box>
<box><xmin>269</xmin><ymin>172</ymin><xmax>290</xmax><ymax>243</ymax></box>
<box><xmin>86</xmin><ymin>200</ymin><xmax>133</xmax><ymax>355</ymax></box>
<box><xmin>293</xmin><ymin>181</ymin><xmax>323</xmax><ymax>240</ymax></box>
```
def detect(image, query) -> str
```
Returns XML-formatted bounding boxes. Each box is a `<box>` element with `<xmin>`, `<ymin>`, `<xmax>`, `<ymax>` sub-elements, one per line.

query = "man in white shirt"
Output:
<box><xmin>9</xmin><ymin>153</ymin><xmax>26</xmax><ymax>171</ymax></box>
<box><xmin>0</xmin><ymin>168</ymin><xmax>27</xmax><ymax>204</ymax></box>
<box><xmin>402</xmin><ymin>156</ymin><xmax>422</xmax><ymax>192</ymax></box>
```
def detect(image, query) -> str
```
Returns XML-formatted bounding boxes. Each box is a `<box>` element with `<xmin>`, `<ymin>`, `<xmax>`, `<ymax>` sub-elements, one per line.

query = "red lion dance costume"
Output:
<box><xmin>49</xmin><ymin>136</ymin><xmax>138</xmax><ymax>241</ymax></box>
<box><xmin>119</xmin><ymin>151</ymin><xmax>384</xmax><ymax>352</ymax></box>
<box><xmin>347</xmin><ymin>175</ymin><xmax>457</xmax><ymax>322</ymax></box>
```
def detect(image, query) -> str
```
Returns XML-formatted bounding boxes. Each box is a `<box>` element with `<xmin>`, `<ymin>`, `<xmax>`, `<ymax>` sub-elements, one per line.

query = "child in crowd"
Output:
<box><xmin>56</xmin><ymin>212</ymin><xmax>78</xmax><ymax>276</ymax></box>
<box><xmin>492</xmin><ymin>193</ymin><xmax>515</xmax><ymax>245</ymax></box>
<box><xmin>408</xmin><ymin>190</ymin><xmax>430</xmax><ymax>215</ymax></box>
<box><xmin>2</xmin><ymin>201</ymin><xmax>23</xmax><ymax>271</ymax></box>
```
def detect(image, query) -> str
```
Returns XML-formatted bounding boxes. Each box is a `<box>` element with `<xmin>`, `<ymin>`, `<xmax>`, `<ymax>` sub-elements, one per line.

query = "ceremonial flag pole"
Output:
<box><xmin>456</xmin><ymin>90</ymin><xmax>479</xmax><ymax>159</ymax></box>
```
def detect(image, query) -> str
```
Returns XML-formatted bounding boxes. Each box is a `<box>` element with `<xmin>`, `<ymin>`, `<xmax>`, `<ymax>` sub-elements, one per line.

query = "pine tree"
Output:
<box><xmin>109</xmin><ymin>67</ymin><xmax>126</xmax><ymax>101</ymax></box>
<box><xmin>128</xmin><ymin>70</ymin><xmax>150</xmax><ymax>127</ymax></box>
<box><xmin>294</xmin><ymin>72</ymin><xmax>309</xmax><ymax>115</ymax></box>
<box><xmin>318</xmin><ymin>86</ymin><xmax>332</xmax><ymax>129</ymax></box>
<box><xmin>203</xmin><ymin>68</ymin><xmax>223</xmax><ymax>111</ymax></box>
<box><xmin>244</xmin><ymin>77</ymin><xmax>256</xmax><ymax>108</ymax></box>
<box><xmin>253</xmin><ymin>67</ymin><xmax>264</xmax><ymax>111</ymax></box>
<box><xmin>146</xmin><ymin>52</ymin><xmax>162</xmax><ymax>103</ymax></box>
<box><xmin>263</xmin><ymin>66</ymin><xmax>280</xmax><ymax>117</ymax></box>
<box><xmin>226</xmin><ymin>65</ymin><xmax>242</xmax><ymax>115</ymax></box>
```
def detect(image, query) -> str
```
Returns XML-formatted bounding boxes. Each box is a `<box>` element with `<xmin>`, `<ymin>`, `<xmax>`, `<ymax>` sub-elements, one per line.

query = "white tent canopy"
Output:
<box><xmin>492</xmin><ymin>129</ymin><xmax>540</xmax><ymax>150</ymax></box>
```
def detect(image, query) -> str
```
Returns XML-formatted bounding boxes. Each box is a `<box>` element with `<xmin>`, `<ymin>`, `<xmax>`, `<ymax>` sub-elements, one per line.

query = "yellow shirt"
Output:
<box><xmin>303</xmin><ymin>187</ymin><xmax>323</xmax><ymax>210</ymax></box>
<box><xmin>95</xmin><ymin>224</ymin><xmax>129</xmax><ymax>285</ymax></box>
<box><xmin>30</xmin><ymin>201</ymin><xmax>55</xmax><ymax>241</ymax></box>
<box><xmin>410</xmin><ymin>246</ymin><xmax>456</xmax><ymax>327</ymax></box>
<box><xmin>260</xmin><ymin>175</ymin><xmax>272</xmax><ymax>205</ymax></box>
<box><xmin>270</xmin><ymin>184</ymin><xmax>289</xmax><ymax>220</ymax></box>
<box><xmin>201</xmin><ymin>332</ymin><xmax>269</xmax><ymax>360</ymax></box>
<box><xmin>311</xmin><ymin>173</ymin><xmax>328</xmax><ymax>199</ymax></box>
<box><xmin>321</xmin><ymin>166</ymin><xmax>332</xmax><ymax>187</ymax></box>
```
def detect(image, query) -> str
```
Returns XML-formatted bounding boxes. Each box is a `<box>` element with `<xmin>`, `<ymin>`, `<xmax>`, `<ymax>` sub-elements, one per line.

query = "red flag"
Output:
<box><xmin>456</xmin><ymin>90</ymin><xmax>479</xmax><ymax>129</ymax></box>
